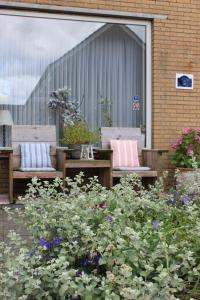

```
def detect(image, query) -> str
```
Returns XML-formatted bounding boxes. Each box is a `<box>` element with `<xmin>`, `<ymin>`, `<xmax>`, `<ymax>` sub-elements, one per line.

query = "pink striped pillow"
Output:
<box><xmin>110</xmin><ymin>139</ymin><xmax>140</xmax><ymax>168</ymax></box>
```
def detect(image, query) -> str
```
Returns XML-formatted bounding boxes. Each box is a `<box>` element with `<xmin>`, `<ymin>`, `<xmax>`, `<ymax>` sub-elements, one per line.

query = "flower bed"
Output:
<box><xmin>1</xmin><ymin>174</ymin><xmax>200</xmax><ymax>299</ymax></box>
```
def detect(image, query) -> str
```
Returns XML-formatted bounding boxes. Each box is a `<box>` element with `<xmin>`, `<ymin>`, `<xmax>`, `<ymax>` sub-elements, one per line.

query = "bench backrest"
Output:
<box><xmin>12</xmin><ymin>125</ymin><xmax>57</xmax><ymax>170</ymax></box>
<box><xmin>101</xmin><ymin>127</ymin><xmax>145</xmax><ymax>163</ymax></box>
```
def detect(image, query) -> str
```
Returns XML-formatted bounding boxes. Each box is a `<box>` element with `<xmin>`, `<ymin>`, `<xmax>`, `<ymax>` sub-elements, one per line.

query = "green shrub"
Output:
<box><xmin>61</xmin><ymin>121</ymin><xmax>99</xmax><ymax>145</ymax></box>
<box><xmin>1</xmin><ymin>174</ymin><xmax>200</xmax><ymax>299</ymax></box>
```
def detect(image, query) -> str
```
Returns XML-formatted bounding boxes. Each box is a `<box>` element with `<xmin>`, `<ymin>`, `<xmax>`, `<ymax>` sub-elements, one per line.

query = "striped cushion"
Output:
<box><xmin>20</xmin><ymin>143</ymin><xmax>53</xmax><ymax>169</ymax></box>
<box><xmin>110</xmin><ymin>139</ymin><xmax>140</xmax><ymax>168</ymax></box>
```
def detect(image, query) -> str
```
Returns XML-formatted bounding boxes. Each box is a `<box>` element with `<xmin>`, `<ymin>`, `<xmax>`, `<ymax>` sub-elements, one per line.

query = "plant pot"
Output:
<box><xmin>68</xmin><ymin>144</ymin><xmax>82</xmax><ymax>159</ymax></box>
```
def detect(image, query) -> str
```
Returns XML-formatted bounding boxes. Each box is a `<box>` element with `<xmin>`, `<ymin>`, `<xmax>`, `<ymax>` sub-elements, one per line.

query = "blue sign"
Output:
<box><xmin>132</xmin><ymin>95</ymin><xmax>140</xmax><ymax>111</ymax></box>
<box><xmin>133</xmin><ymin>95</ymin><xmax>140</xmax><ymax>101</ymax></box>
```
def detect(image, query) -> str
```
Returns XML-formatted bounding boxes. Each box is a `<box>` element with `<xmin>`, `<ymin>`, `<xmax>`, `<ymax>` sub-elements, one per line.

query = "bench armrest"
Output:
<box><xmin>56</xmin><ymin>147</ymin><xmax>68</xmax><ymax>171</ymax></box>
<box><xmin>142</xmin><ymin>149</ymin><xmax>169</xmax><ymax>170</ymax></box>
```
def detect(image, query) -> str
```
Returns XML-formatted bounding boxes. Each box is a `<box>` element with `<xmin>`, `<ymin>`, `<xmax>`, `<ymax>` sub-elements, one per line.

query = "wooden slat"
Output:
<box><xmin>101</xmin><ymin>127</ymin><xmax>144</xmax><ymax>154</ymax></box>
<box><xmin>101</xmin><ymin>127</ymin><xmax>141</xmax><ymax>138</ymax></box>
<box><xmin>65</xmin><ymin>160</ymin><xmax>111</xmax><ymax>168</ymax></box>
<box><xmin>112</xmin><ymin>170</ymin><xmax>157</xmax><ymax>178</ymax></box>
<box><xmin>12</xmin><ymin>125</ymin><xmax>56</xmax><ymax>142</ymax></box>
<box><xmin>13</xmin><ymin>171</ymin><xmax>63</xmax><ymax>179</ymax></box>
<box><xmin>0</xmin><ymin>147</ymin><xmax>13</xmax><ymax>153</ymax></box>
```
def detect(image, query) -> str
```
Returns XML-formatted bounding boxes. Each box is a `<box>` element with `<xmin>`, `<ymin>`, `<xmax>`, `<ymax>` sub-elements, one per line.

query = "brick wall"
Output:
<box><xmin>4</xmin><ymin>0</ymin><xmax>200</xmax><ymax>151</ymax></box>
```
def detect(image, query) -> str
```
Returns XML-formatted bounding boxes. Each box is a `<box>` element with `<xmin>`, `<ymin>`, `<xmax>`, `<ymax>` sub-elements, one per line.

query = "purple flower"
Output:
<box><xmin>182</xmin><ymin>197</ymin><xmax>189</xmax><ymax>206</ymax></box>
<box><xmin>80</xmin><ymin>253</ymin><xmax>101</xmax><ymax>273</ymax></box>
<box><xmin>107</xmin><ymin>216</ymin><xmax>113</xmax><ymax>223</ymax></box>
<box><xmin>94</xmin><ymin>254</ymin><xmax>101</xmax><ymax>268</ymax></box>
<box><xmin>171</xmin><ymin>143</ymin><xmax>178</xmax><ymax>150</ymax></box>
<box><xmin>173</xmin><ymin>191</ymin><xmax>179</xmax><ymax>201</ymax></box>
<box><xmin>171</xmin><ymin>138</ymin><xmax>183</xmax><ymax>150</ymax></box>
<box><xmin>53</xmin><ymin>237</ymin><xmax>63</xmax><ymax>246</ymax></box>
<box><xmin>76</xmin><ymin>270</ymin><xmax>82</xmax><ymax>277</ymax></box>
<box><xmin>182</xmin><ymin>192</ymin><xmax>197</xmax><ymax>206</ymax></box>
<box><xmin>39</xmin><ymin>238</ymin><xmax>51</xmax><ymax>250</ymax></box>
<box><xmin>83</xmin><ymin>259</ymin><xmax>88</xmax><ymax>268</ymax></box>
<box><xmin>189</xmin><ymin>191</ymin><xmax>197</xmax><ymax>201</ymax></box>
<box><xmin>29</xmin><ymin>251</ymin><xmax>34</xmax><ymax>257</ymax></box>
<box><xmin>166</xmin><ymin>198</ymin><xmax>177</xmax><ymax>207</ymax></box>
<box><xmin>196</xmin><ymin>136</ymin><xmax>200</xmax><ymax>144</ymax></box>
<box><xmin>182</xmin><ymin>127</ymin><xmax>192</xmax><ymax>134</ymax></box>
<box><xmin>152</xmin><ymin>220</ymin><xmax>160</xmax><ymax>230</ymax></box>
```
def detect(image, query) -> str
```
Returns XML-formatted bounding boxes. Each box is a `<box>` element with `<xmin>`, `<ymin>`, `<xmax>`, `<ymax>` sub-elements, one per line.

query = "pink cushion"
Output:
<box><xmin>110</xmin><ymin>139</ymin><xmax>140</xmax><ymax>168</ymax></box>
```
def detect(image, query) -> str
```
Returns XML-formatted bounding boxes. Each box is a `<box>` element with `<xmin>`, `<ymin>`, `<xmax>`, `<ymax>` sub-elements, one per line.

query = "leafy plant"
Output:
<box><xmin>48</xmin><ymin>87</ymin><xmax>82</xmax><ymax>125</ymax></box>
<box><xmin>99</xmin><ymin>97</ymin><xmax>112</xmax><ymax>127</ymax></box>
<box><xmin>170</xmin><ymin>127</ymin><xmax>200</xmax><ymax>168</ymax></box>
<box><xmin>61</xmin><ymin>121</ymin><xmax>99</xmax><ymax>145</ymax></box>
<box><xmin>2</xmin><ymin>174</ymin><xmax>200</xmax><ymax>299</ymax></box>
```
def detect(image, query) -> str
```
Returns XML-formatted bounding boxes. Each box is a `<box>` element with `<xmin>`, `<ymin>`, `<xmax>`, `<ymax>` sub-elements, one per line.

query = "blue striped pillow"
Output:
<box><xmin>20</xmin><ymin>143</ymin><xmax>53</xmax><ymax>169</ymax></box>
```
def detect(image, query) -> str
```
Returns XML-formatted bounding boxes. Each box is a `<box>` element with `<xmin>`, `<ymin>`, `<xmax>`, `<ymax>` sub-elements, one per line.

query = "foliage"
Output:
<box><xmin>2</xmin><ymin>174</ymin><xmax>200</xmax><ymax>299</ymax></box>
<box><xmin>48</xmin><ymin>87</ymin><xmax>82</xmax><ymax>125</ymax></box>
<box><xmin>61</xmin><ymin>121</ymin><xmax>99</xmax><ymax>145</ymax></box>
<box><xmin>99</xmin><ymin>97</ymin><xmax>112</xmax><ymax>127</ymax></box>
<box><xmin>48</xmin><ymin>87</ymin><xmax>98</xmax><ymax>145</ymax></box>
<box><xmin>170</xmin><ymin>127</ymin><xmax>200</xmax><ymax>168</ymax></box>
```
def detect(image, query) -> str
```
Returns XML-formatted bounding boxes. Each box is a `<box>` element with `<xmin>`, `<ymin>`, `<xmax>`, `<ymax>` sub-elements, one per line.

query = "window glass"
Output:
<box><xmin>0</xmin><ymin>14</ymin><xmax>146</xmax><ymax>144</ymax></box>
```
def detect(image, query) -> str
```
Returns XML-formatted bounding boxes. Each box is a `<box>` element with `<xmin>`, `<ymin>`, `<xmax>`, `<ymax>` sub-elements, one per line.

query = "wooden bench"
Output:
<box><xmin>12</xmin><ymin>125</ymin><xmax>64</xmax><ymax>200</ymax></box>
<box><xmin>101</xmin><ymin>127</ymin><xmax>168</xmax><ymax>186</ymax></box>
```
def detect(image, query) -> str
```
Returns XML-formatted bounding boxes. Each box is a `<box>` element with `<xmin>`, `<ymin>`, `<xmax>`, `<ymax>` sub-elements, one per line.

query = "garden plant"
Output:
<box><xmin>170</xmin><ymin>127</ymin><xmax>200</xmax><ymax>168</ymax></box>
<box><xmin>61</xmin><ymin>121</ymin><xmax>99</xmax><ymax>146</ymax></box>
<box><xmin>48</xmin><ymin>87</ymin><xmax>82</xmax><ymax>126</ymax></box>
<box><xmin>1</xmin><ymin>173</ymin><xmax>200</xmax><ymax>299</ymax></box>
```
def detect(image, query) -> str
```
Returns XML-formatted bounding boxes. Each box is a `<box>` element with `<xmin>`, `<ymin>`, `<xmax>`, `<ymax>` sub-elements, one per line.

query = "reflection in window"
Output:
<box><xmin>0</xmin><ymin>14</ymin><xmax>146</xmax><ymax>144</ymax></box>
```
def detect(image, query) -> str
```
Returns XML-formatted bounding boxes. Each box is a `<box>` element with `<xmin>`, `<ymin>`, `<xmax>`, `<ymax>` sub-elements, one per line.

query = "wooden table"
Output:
<box><xmin>0</xmin><ymin>148</ymin><xmax>13</xmax><ymax>204</ymax></box>
<box><xmin>57</xmin><ymin>148</ymin><xmax>113</xmax><ymax>188</ymax></box>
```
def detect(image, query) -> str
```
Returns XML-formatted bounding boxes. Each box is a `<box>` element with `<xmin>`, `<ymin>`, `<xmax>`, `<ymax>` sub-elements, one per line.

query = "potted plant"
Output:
<box><xmin>61</xmin><ymin>121</ymin><xmax>99</xmax><ymax>158</ymax></box>
<box><xmin>48</xmin><ymin>87</ymin><xmax>99</xmax><ymax>158</ymax></box>
<box><xmin>170</xmin><ymin>127</ymin><xmax>200</xmax><ymax>186</ymax></box>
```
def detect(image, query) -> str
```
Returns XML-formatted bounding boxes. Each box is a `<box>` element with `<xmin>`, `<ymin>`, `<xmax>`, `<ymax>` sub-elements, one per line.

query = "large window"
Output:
<box><xmin>0</xmin><ymin>12</ymin><xmax>151</xmax><ymax>146</ymax></box>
